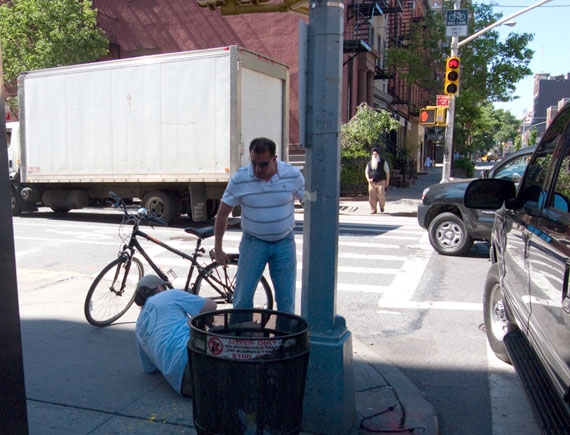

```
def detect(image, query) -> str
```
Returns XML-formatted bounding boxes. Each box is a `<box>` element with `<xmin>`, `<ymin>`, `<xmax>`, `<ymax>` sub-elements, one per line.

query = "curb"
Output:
<box><xmin>352</xmin><ymin>338</ymin><xmax>439</xmax><ymax>434</ymax></box>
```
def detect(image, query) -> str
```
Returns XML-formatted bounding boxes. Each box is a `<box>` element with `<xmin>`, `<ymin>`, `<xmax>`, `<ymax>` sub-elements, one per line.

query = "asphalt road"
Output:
<box><xmin>13</xmin><ymin>206</ymin><xmax>538</xmax><ymax>434</ymax></box>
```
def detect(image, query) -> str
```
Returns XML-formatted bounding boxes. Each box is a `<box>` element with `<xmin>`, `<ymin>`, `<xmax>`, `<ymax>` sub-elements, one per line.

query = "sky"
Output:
<box><xmin>474</xmin><ymin>1</ymin><xmax>570</xmax><ymax>119</ymax></box>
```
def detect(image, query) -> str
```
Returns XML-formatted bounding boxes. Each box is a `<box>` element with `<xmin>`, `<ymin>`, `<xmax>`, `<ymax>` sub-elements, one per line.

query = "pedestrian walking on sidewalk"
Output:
<box><xmin>365</xmin><ymin>148</ymin><xmax>390</xmax><ymax>214</ymax></box>
<box><xmin>214</xmin><ymin>137</ymin><xmax>305</xmax><ymax>314</ymax></box>
<box><xmin>134</xmin><ymin>275</ymin><xmax>216</xmax><ymax>397</ymax></box>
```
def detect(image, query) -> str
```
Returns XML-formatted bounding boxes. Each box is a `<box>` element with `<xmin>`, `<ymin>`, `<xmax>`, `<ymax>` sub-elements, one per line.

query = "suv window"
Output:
<box><xmin>519</xmin><ymin>111</ymin><xmax>570</xmax><ymax>206</ymax></box>
<box><xmin>548</xmin><ymin>145</ymin><xmax>570</xmax><ymax>213</ymax></box>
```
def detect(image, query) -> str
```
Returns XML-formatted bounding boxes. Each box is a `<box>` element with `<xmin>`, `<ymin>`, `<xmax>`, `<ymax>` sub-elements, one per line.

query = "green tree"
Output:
<box><xmin>0</xmin><ymin>0</ymin><xmax>108</xmax><ymax>99</ymax></box>
<box><xmin>385</xmin><ymin>1</ymin><xmax>534</xmax><ymax>154</ymax></box>
<box><xmin>493</xmin><ymin>109</ymin><xmax>520</xmax><ymax>144</ymax></box>
<box><xmin>451</xmin><ymin>1</ymin><xmax>533</xmax><ymax>153</ymax></box>
<box><xmin>340</xmin><ymin>103</ymin><xmax>402</xmax><ymax>195</ymax></box>
<box><xmin>528</xmin><ymin>128</ymin><xmax>538</xmax><ymax>146</ymax></box>
<box><xmin>385</xmin><ymin>10</ymin><xmax>446</xmax><ymax>112</ymax></box>
<box><xmin>468</xmin><ymin>101</ymin><xmax>498</xmax><ymax>153</ymax></box>
<box><xmin>341</xmin><ymin>103</ymin><xmax>402</xmax><ymax>156</ymax></box>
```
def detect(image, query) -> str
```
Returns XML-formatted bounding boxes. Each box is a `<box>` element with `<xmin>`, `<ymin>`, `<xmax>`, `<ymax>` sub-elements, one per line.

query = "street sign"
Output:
<box><xmin>446</xmin><ymin>9</ymin><xmax>468</xmax><ymax>37</ymax></box>
<box><xmin>437</xmin><ymin>95</ymin><xmax>450</xmax><ymax>107</ymax></box>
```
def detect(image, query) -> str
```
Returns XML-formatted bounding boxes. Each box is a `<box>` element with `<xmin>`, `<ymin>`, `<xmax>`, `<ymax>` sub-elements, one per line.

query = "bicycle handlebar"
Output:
<box><xmin>146</xmin><ymin>213</ymin><xmax>168</xmax><ymax>227</ymax></box>
<box><xmin>109</xmin><ymin>191</ymin><xmax>167</xmax><ymax>227</ymax></box>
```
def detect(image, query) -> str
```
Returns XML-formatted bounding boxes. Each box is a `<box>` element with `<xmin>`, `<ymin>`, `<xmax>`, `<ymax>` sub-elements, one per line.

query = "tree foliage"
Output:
<box><xmin>341</xmin><ymin>103</ymin><xmax>402</xmax><ymax>155</ymax></box>
<box><xmin>466</xmin><ymin>103</ymin><xmax>522</xmax><ymax>154</ymax></box>
<box><xmin>385</xmin><ymin>10</ymin><xmax>446</xmax><ymax>110</ymax></box>
<box><xmin>0</xmin><ymin>0</ymin><xmax>108</xmax><ymax>89</ymax></box>
<box><xmin>385</xmin><ymin>1</ymin><xmax>534</xmax><ymax>154</ymax></box>
<box><xmin>449</xmin><ymin>1</ymin><xmax>533</xmax><ymax>153</ymax></box>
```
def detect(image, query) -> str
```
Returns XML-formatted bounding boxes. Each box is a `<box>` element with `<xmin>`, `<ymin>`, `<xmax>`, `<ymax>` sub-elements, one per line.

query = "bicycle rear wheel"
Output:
<box><xmin>193</xmin><ymin>261</ymin><xmax>273</xmax><ymax>310</ymax></box>
<box><xmin>84</xmin><ymin>257</ymin><xmax>144</xmax><ymax>327</ymax></box>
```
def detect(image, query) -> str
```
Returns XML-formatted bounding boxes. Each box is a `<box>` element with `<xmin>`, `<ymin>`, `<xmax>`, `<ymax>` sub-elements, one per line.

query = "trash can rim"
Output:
<box><xmin>189</xmin><ymin>308</ymin><xmax>309</xmax><ymax>337</ymax></box>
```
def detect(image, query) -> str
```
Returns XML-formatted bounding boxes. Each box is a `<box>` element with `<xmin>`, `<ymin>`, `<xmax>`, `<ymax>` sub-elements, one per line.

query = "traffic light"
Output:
<box><xmin>420</xmin><ymin>106</ymin><xmax>447</xmax><ymax>126</ymax></box>
<box><xmin>444</xmin><ymin>56</ymin><xmax>460</xmax><ymax>96</ymax></box>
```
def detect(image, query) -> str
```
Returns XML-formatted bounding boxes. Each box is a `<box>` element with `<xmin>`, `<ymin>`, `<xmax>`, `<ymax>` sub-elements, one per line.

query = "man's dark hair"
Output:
<box><xmin>249</xmin><ymin>137</ymin><xmax>276</xmax><ymax>156</ymax></box>
<box><xmin>134</xmin><ymin>285</ymin><xmax>159</xmax><ymax>307</ymax></box>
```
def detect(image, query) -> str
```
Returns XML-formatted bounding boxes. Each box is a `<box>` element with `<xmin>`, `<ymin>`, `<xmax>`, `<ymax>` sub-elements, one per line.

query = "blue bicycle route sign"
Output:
<box><xmin>446</xmin><ymin>9</ymin><xmax>468</xmax><ymax>36</ymax></box>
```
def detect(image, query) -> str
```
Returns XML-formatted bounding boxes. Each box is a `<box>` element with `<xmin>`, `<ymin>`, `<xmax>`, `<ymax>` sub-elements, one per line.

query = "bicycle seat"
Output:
<box><xmin>184</xmin><ymin>226</ymin><xmax>214</xmax><ymax>239</ymax></box>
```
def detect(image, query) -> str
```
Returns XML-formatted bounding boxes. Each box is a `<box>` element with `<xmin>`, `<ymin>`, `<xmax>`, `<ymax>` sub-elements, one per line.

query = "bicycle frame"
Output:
<box><xmin>121</xmin><ymin>224</ymin><xmax>233</xmax><ymax>300</ymax></box>
<box><xmin>121</xmin><ymin>226</ymin><xmax>202</xmax><ymax>291</ymax></box>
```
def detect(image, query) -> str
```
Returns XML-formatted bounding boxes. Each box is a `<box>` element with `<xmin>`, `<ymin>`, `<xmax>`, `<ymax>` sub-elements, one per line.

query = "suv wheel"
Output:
<box><xmin>484</xmin><ymin>264</ymin><xmax>515</xmax><ymax>363</ymax></box>
<box><xmin>428</xmin><ymin>212</ymin><xmax>473</xmax><ymax>255</ymax></box>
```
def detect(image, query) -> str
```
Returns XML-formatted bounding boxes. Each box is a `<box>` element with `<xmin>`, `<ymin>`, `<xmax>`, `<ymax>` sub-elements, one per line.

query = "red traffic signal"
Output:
<box><xmin>448</xmin><ymin>58</ymin><xmax>459</xmax><ymax>69</ymax></box>
<box><xmin>444</xmin><ymin>56</ymin><xmax>460</xmax><ymax>96</ymax></box>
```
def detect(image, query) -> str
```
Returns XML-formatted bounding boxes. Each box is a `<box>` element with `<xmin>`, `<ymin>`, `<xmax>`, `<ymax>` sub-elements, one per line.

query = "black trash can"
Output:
<box><xmin>188</xmin><ymin>308</ymin><xmax>310</xmax><ymax>435</ymax></box>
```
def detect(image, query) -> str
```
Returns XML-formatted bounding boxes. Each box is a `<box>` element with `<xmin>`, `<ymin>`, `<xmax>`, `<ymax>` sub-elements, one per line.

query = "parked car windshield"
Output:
<box><xmin>492</xmin><ymin>154</ymin><xmax>531</xmax><ymax>183</ymax></box>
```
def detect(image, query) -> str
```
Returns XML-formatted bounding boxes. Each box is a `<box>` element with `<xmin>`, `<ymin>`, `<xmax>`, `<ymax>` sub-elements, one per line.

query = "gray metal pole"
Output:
<box><xmin>441</xmin><ymin>0</ymin><xmax>460</xmax><ymax>183</ymax></box>
<box><xmin>301</xmin><ymin>1</ymin><xmax>355</xmax><ymax>432</ymax></box>
<box><xmin>0</xmin><ymin>39</ymin><xmax>29</xmax><ymax>433</ymax></box>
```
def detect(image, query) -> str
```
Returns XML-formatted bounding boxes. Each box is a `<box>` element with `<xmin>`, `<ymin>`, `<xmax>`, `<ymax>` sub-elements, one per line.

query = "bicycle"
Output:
<box><xmin>84</xmin><ymin>192</ymin><xmax>273</xmax><ymax>327</ymax></box>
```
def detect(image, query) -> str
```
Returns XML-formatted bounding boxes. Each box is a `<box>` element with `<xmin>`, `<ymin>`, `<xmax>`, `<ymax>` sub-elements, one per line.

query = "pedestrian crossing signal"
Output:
<box><xmin>444</xmin><ymin>57</ymin><xmax>460</xmax><ymax>96</ymax></box>
<box><xmin>420</xmin><ymin>106</ymin><xmax>447</xmax><ymax>126</ymax></box>
<box><xmin>420</xmin><ymin>108</ymin><xmax>436</xmax><ymax>125</ymax></box>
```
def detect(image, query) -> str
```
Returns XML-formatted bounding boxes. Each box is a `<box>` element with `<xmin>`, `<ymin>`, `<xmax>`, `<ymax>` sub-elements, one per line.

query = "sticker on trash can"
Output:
<box><xmin>207</xmin><ymin>336</ymin><xmax>283</xmax><ymax>359</ymax></box>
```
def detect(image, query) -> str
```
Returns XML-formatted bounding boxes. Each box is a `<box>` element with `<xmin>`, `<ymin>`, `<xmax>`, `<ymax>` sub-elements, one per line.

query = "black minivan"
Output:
<box><xmin>465</xmin><ymin>103</ymin><xmax>570</xmax><ymax>431</ymax></box>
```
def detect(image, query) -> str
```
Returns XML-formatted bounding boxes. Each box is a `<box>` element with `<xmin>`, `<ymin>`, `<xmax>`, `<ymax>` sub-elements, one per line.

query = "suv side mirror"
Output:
<box><xmin>465</xmin><ymin>179</ymin><xmax>516</xmax><ymax>209</ymax></box>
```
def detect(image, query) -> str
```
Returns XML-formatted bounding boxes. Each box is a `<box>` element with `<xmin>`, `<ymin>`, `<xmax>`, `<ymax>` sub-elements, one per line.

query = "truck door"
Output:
<box><xmin>527</xmin><ymin>110</ymin><xmax>570</xmax><ymax>401</ymax></box>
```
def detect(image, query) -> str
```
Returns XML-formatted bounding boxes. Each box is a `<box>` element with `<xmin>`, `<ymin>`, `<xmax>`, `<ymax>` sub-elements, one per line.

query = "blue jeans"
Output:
<box><xmin>234</xmin><ymin>231</ymin><xmax>296</xmax><ymax>313</ymax></box>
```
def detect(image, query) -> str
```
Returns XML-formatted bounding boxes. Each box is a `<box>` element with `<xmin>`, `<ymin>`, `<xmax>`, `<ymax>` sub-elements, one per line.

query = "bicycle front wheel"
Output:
<box><xmin>193</xmin><ymin>262</ymin><xmax>274</xmax><ymax>310</ymax></box>
<box><xmin>84</xmin><ymin>257</ymin><xmax>144</xmax><ymax>327</ymax></box>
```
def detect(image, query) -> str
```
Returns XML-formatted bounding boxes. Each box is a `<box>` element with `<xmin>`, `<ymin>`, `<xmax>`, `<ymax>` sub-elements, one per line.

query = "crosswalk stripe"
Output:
<box><xmin>377</xmin><ymin>301</ymin><xmax>483</xmax><ymax>311</ymax></box>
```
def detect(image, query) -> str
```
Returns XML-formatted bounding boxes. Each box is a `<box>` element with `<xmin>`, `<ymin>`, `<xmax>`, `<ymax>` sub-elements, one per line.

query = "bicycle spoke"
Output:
<box><xmin>85</xmin><ymin>258</ymin><xmax>143</xmax><ymax>326</ymax></box>
<box><xmin>194</xmin><ymin>262</ymin><xmax>273</xmax><ymax>310</ymax></box>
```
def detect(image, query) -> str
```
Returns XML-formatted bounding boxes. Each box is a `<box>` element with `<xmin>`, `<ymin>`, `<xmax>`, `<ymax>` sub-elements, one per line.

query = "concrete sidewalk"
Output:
<box><xmin>18</xmin><ymin>167</ymin><xmax>444</xmax><ymax>434</ymax></box>
<box><xmin>340</xmin><ymin>165</ymin><xmax>442</xmax><ymax>216</ymax></box>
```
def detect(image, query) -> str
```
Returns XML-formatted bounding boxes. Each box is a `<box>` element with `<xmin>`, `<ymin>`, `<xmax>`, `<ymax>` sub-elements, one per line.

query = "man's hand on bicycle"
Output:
<box><xmin>214</xmin><ymin>248</ymin><xmax>231</xmax><ymax>265</ymax></box>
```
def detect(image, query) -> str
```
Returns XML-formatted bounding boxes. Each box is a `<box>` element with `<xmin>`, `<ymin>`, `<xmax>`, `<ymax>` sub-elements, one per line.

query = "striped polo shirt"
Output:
<box><xmin>221</xmin><ymin>159</ymin><xmax>305</xmax><ymax>241</ymax></box>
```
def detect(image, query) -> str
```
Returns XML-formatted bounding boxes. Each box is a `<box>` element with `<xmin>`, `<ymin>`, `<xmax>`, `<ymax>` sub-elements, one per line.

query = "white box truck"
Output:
<box><xmin>8</xmin><ymin>46</ymin><xmax>289</xmax><ymax>223</ymax></box>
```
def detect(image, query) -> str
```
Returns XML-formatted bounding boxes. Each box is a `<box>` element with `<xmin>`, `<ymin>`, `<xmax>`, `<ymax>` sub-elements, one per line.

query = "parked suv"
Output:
<box><xmin>465</xmin><ymin>103</ymin><xmax>570</xmax><ymax>431</ymax></box>
<box><xmin>417</xmin><ymin>146</ymin><xmax>535</xmax><ymax>256</ymax></box>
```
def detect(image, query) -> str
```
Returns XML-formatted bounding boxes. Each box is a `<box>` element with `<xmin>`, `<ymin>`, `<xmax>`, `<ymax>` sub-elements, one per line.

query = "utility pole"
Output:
<box><xmin>441</xmin><ymin>0</ymin><xmax>460</xmax><ymax>183</ymax></box>
<box><xmin>0</xmin><ymin>38</ymin><xmax>29</xmax><ymax>433</ymax></box>
<box><xmin>301</xmin><ymin>1</ymin><xmax>355</xmax><ymax>432</ymax></box>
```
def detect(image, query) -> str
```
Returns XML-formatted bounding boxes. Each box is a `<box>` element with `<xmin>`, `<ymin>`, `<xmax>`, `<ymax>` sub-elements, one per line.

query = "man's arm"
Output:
<box><xmin>136</xmin><ymin>340</ymin><xmax>157</xmax><ymax>373</ymax></box>
<box><xmin>365</xmin><ymin>163</ymin><xmax>372</xmax><ymax>183</ymax></box>
<box><xmin>384</xmin><ymin>161</ymin><xmax>390</xmax><ymax>187</ymax></box>
<box><xmin>214</xmin><ymin>201</ymin><xmax>233</xmax><ymax>265</ymax></box>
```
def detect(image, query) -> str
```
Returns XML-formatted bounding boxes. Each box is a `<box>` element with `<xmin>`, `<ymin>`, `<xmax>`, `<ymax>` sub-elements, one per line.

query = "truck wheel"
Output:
<box><xmin>207</xmin><ymin>199</ymin><xmax>220</xmax><ymax>219</ymax></box>
<box><xmin>11</xmin><ymin>186</ymin><xmax>22</xmax><ymax>216</ymax></box>
<box><xmin>142</xmin><ymin>191</ymin><xmax>178</xmax><ymax>224</ymax></box>
<box><xmin>484</xmin><ymin>264</ymin><xmax>515</xmax><ymax>363</ymax></box>
<box><xmin>428</xmin><ymin>212</ymin><xmax>473</xmax><ymax>256</ymax></box>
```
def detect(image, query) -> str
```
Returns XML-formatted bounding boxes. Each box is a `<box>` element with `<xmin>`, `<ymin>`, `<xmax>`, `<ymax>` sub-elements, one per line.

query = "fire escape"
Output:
<box><xmin>344</xmin><ymin>0</ymin><xmax>403</xmax><ymax>82</ymax></box>
<box><xmin>386</xmin><ymin>0</ymin><xmax>433</xmax><ymax>115</ymax></box>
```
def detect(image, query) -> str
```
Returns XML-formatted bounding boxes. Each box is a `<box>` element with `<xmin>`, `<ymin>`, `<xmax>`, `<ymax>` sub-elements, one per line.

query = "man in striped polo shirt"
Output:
<box><xmin>214</xmin><ymin>137</ymin><xmax>305</xmax><ymax>314</ymax></box>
